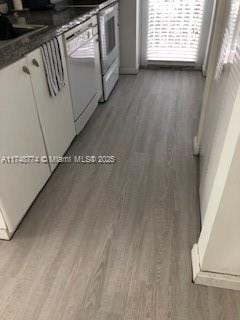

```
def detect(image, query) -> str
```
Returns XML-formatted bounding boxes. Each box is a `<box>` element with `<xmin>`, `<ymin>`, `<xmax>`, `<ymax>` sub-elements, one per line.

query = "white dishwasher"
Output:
<box><xmin>64</xmin><ymin>16</ymin><xmax>102</xmax><ymax>134</ymax></box>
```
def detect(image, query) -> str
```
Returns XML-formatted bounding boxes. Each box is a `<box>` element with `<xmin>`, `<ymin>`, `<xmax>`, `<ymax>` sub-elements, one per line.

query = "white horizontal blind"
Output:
<box><xmin>225</xmin><ymin>0</ymin><xmax>240</xmax><ymax>64</ymax></box>
<box><xmin>215</xmin><ymin>0</ymin><xmax>240</xmax><ymax>80</ymax></box>
<box><xmin>147</xmin><ymin>0</ymin><xmax>205</xmax><ymax>62</ymax></box>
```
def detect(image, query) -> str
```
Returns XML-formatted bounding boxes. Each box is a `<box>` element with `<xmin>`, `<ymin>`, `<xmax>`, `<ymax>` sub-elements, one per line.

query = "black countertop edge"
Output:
<box><xmin>0</xmin><ymin>7</ymin><xmax>98</xmax><ymax>71</ymax></box>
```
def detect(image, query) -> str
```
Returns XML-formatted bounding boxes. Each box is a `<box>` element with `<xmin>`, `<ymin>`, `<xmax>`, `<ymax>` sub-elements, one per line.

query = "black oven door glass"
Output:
<box><xmin>105</xmin><ymin>16</ymin><xmax>116</xmax><ymax>55</ymax></box>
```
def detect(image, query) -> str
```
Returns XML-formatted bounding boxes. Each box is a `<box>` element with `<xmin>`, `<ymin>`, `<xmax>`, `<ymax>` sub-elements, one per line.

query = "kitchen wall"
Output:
<box><xmin>119</xmin><ymin>0</ymin><xmax>140</xmax><ymax>74</ymax></box>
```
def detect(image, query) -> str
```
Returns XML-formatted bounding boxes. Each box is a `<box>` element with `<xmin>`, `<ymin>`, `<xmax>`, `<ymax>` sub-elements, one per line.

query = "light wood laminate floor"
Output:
<box><xmin>1</xmin><ymin>70</ymin><xmax>240</xmax><ymax>320</ymax></box>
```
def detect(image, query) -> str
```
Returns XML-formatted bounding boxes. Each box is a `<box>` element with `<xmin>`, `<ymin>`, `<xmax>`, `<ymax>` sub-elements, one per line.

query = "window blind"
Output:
<box><xmin>147</xmin><ymin>0</ymin><xmax>205</xmax><ymax>62</ymax></box>
<box><xmin>215</xmin><ymin>0</ymin><xmax>240</xmax><ymax>80</ymax></box>
<box><xmin>225</xmin><ymin>0</ymin><xmax>240</xmax><ymax>64</ymax></box>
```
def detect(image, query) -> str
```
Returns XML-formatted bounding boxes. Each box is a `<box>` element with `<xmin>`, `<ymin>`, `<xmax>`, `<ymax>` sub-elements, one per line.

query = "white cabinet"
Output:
<box><xmin>0</xmin><ymin>36</ymin><xmax>76</xmax><ymax>239</ymax></box>
<box><xmin>0</xmin><ymin>57</ymin><xmax>51</xmax><ymax>236</ymax></box>
<box><xmin>27</xmin><ymin>36</ymin><xmax>76</xmax><ymax>171</ymax></box>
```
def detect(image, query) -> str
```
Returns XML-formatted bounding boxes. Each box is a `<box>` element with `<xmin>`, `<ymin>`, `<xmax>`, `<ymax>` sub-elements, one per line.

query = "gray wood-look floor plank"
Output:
<box><xmin>0</xmin><ymin>70</ymin><xmax>240</xmax><ymax>320</ymax></box>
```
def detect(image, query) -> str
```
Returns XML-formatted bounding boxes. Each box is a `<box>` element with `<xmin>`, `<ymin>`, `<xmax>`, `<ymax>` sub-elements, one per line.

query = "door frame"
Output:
<box><xmin>140</xmin><ymin>0</ymin><xmax>216</xmax><ymax>69</ymax></box>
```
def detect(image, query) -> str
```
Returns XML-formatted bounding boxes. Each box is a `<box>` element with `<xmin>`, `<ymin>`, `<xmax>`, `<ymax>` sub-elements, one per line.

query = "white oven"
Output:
<box><xmin>99</xmin><ymin>2</ymin><xmax>119</xmax><ymax>74</ymax></box>
<box><xmin>62</xmin><ymin>0</ymin><xmax>120</xmax><ymax>101</ymax></box>
<box><xmin>99</xmin><ymin>2</ymin><xmax>119</xmax><ymax>101</ymax></box>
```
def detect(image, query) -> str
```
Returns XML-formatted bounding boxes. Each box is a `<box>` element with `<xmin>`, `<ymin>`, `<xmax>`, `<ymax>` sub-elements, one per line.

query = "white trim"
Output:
<box><xmin>0</xmin><ymin>210</ymin><xmax>7</xmax><ymax>230</ymax></box>
<box><xmin>196</xmin><ymin>0</ymin><xmax>225</xmax><ymax>148</ymax></box>
<box><xmin>140</xmin><ymin>0</ymin><xmax>148</xmax><ymax>66</ymax></box>
<box><xmin>202</xmin><ymin>64</ymin><xmax>207</xmax><ymax>77</ymax></box>
<box><xmin>193</xmin><ymin>135</ymin><xmax>200</xmax><ymax>156</ymax></box>
<box><xmin>0</xmin><ymin>229</ymin><xmax>11</xmax><ymax>241</ymax></box>
<box><xmin>202</xmin><ymin>0</ymin><xmax>217</xmax><ymax>76</ymax></box>
<box><xmin>119</xmin><ymin>67</ymin><xmax>139</xmax><ymax>75</ymax></box>
<box><xmin>0</xmin><ymin>208</ymin><xmax>11</xmax><ymax>240</ymax></box>
<box><xmin>192</xmin><ymin>244</ymin><xmax>240</xmax><ymax>291</ymax></box>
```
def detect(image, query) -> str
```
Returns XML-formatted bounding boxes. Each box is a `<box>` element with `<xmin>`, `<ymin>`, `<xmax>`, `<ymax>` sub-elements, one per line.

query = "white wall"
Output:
<box><xmin>201</xmin><ymin>137</ymin><xmax>240</xmax><ymax>275</ymax></box>
<box><xmin>197</xmin><ymin>0</ymin><xmax>230</xmax><ymax>222</ymax></box>
<box><xmin>198</xmin><ymin>63</ymin><xmax>240</xmax><ymax>272</ymax></box>
<box><xmin>119</xmin><ymin>0</ymin><xmax>140</xmax><ymax>74</ymax></box>
<box><xmin>195</xmin><ymin>0</ymin><xmax>240</xmax><ymax>280</ymax></box>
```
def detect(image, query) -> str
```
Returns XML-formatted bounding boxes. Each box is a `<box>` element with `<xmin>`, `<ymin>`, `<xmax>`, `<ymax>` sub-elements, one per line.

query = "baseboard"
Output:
<box><xmin>192</xmin><ymin>244</ymin><xmax>240</xmax><ymax>291</ymax></box>
<box><xmin>0</xmin><ymin>210</ymin><xmax>11</xmax><ymax>240</ymax></box>
<box><xmin>193</xmin><ymin>136</ymin><xmax>200</xmax><ymax>156</ymax></box>
<box><xmin>0</xmin><ymin>211</ymin><xmax>7</xmax><ymax>229</ymax></box>
<box><xmin>202</xmin><ymin>64</ymin><xmax>207</xmax><ymax>77</ymax></box>
<box><xmin>0</xmin><ymin>228</ymin><xmax>11</xmax><ymax>241</ymax></box>
<box><xmin>119</xmin><ymin>67</ymin><xmax>139</xmax><ymax>75</ymax></box>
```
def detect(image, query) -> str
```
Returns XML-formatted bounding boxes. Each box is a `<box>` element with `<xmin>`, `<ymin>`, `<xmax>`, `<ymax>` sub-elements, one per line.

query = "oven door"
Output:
<box><xmin>99</xmin><ymin>2</ymin><xmax>119</xmax><ymax>75</ymax></box>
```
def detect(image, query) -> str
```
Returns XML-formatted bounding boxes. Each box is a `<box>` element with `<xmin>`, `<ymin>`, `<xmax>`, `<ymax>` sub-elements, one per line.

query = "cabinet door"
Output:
<box><xmin>27</xmin><ymin>36</ymin><xmax>76</xmax><ymax>171</ymax></box>
<box><xmin>0</xmin><ymin>58</ymin><xmax>51</xmax><ymax>233</ymax></box>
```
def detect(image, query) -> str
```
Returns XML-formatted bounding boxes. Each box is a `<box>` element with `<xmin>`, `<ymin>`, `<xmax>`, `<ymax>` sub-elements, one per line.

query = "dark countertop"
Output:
<box><xmin>0</xmin><ymin>6</ymin><xmax>98</xmax><ymax>70</ymax></box>
<box><xmin>65</xmin><ymin>0</ymin><xmax>114</xmax><ymax>5</ymax></box>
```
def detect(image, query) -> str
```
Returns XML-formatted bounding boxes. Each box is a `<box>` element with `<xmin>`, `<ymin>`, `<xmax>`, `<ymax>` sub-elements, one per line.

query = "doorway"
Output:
<box><xmin>141</xmin><ymin>0</ymin><xmax>216</xmax><ymax>68</ymax></box>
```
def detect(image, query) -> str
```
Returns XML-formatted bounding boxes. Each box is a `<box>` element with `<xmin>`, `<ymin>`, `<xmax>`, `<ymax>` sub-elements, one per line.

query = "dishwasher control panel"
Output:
<box><xmin>66</xmin><ymin>28</ymin><xmax>93</xmax><ymax>54</ymax></box>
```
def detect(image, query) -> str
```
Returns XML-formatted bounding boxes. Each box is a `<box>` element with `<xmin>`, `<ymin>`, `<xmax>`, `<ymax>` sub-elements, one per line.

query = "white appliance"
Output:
<box><xmin>99</xmin><ymin>2</ymin><xmax>119</xmax><ymax>101</ymax></box>
<box><xmin>64</xmin><ymin>0</ymin><xmax>120</xmax><ymax>101</ymax></box>
<box><xmin>64</xmin><ymin>16</ymin><xmax>102</xmax><ymax>134</ymax></box>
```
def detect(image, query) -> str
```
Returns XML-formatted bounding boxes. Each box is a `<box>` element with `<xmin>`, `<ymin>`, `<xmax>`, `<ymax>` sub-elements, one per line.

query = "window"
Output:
<box><xmin>225</xmin><ymin>0</ymin><xmax>240</xmax><ymax>64</ymax></box>
<box><xmin>147</xmin><ymin>0</ymin><xmax>206</xmax><ymax>62</ymax></box>
<box><xmin>215</xmin><ymin>0</ymin><xmax>240</xmax><ymax>80</ymax></box>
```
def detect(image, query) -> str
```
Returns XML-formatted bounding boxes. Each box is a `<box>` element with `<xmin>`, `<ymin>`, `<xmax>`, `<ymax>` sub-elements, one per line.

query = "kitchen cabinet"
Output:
<box><xmin>27</xmin><ymin>36</ymin><xmax>76</xmax><ymax>171</ymax></box>
<box><xmin>0</xmin><ymin>36</ymin><xmax>76</xmax><ymax>239</ymax></box>
<box><xmin>0</xmin><ymin>57</ymin><xmax>51</xmax><ymax>238</ymax></box>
